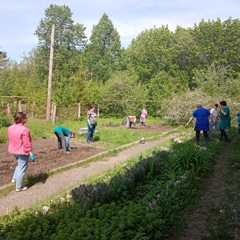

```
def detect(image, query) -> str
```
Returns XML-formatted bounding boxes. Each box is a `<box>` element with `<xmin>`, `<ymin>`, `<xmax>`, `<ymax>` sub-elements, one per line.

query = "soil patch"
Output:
<box><xmin>0</xmin><ymin>139</ymin><xmax>102</xmax><ymax>187</ymax></box>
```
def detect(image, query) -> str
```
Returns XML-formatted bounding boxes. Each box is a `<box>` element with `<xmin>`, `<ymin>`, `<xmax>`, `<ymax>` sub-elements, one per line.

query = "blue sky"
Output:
<box><xmin>0</xmin><ymin>0</ymin><xmax>239</xmax><ymax>62</ymax></box>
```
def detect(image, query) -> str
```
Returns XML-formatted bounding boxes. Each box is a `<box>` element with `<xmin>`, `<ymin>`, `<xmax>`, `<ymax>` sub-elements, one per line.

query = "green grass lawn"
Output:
<box><xmin>0</xmin><ymin>117</ymin><xmax>169</xmax><ymax>148</ymax></box>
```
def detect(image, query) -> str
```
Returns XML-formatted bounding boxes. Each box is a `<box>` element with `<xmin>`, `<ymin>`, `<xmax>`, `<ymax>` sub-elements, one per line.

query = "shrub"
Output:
<box><xmin>162</xmin><ymin>90</ymin><xmax>215</xmax><ymax>125</ymax></box>
<box><xmin>0</xmin><ymin>114</ymin><xmax>11</xmax><ymax>128</ymax></box>
<box><xmin>0</xmin><ymin>139</ymin><xmax>221</xmax><ymax>240</ymax></box>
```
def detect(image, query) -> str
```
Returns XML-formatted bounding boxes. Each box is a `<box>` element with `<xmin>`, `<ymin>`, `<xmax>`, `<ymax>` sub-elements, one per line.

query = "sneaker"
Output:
<box><xmin>16</xmin><ymin>186</ymin><xmax>28</xmax><ymax>192</ymax></box>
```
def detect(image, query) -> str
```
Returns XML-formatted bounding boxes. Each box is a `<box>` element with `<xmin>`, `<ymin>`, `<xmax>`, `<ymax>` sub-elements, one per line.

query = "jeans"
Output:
<box><xmin>87</xmin><ymin>123</ymin><xmax>96</xmax><ymax>142</ymax></box>
<box><xmin>12</xmin><ymin>155</ymin><xmax>29</xmax><ymax>189</ymax></box>
<box><xmin>195</xmin><ymin>130</ymin><xmax>209</xmax><ymax>144</ymax></box>
<box><xmin>55</xmin><ymin>133</ymin><xmax>71</xmax><ymax>152</ymax></box>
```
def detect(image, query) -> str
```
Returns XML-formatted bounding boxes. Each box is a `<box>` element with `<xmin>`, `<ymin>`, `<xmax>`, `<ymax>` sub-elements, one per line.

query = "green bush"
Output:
<box><xmin>0</xmin><ymin>114</ymin><xmax>11</xmax><ymax>128</ymax></box>
<box><xmin>0</xmin><ymin>140</ymin><xmax>221</xmax><ymax>240</ymax></box>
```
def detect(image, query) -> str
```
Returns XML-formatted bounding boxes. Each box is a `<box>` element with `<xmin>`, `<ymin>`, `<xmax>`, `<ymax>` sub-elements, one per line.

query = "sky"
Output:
<box><xmin>0</xmin><ymin>0</ymin><xmax>239</xmax><ymax>62</ymax></box>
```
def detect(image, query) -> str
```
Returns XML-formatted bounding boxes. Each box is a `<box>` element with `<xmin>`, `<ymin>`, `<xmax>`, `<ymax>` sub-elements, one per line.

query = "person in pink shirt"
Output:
<box><xmin>8</xmin><ymin>112</ymin><xmax>33</xmax><ymax>192</ymax></box>
<box><xmin>140</xmin><ymin>108</ymin><xmax>148</xmax><ymax>126</ymax></box>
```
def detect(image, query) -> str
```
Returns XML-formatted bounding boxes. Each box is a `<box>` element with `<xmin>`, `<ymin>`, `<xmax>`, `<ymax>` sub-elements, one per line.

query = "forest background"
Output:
<box><xmin>1</xmin><ymin>4</ymin><xmax>240</xmax><ymax>124</ymax></box>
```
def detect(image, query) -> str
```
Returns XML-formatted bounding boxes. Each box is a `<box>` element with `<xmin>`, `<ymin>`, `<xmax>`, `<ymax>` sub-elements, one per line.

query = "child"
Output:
<box><xmin>237</xmin><ymin>112</ymin><xmax>240</xmax><ymax>134</ymax></box>
<box><xmin>53</xmin><ymin>127</ymin><xmax>75</xmax><ymax>153</ymax></box>
<box><xmin>8</xmin><ymin>112</ymin><xmax>33</xmax><ymax>192</ymax></box>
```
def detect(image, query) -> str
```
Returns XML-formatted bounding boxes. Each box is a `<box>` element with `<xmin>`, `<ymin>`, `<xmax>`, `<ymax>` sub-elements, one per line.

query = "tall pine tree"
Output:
<box><xmin>85</xmin><ymin>13</ymin><xmax>121</xmax><ymax>81</ymax></box>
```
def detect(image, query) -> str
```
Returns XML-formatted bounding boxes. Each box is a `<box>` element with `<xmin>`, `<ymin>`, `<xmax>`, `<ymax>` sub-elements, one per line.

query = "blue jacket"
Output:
<box><xmin>193</xmin><ymin>107</ymin><xmax>210</xmax><ymax>131</ymax></box>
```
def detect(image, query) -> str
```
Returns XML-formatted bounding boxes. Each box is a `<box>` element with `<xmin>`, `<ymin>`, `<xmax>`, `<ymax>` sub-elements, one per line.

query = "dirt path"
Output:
<box><xmin>0</xmin><ymin>133</ymin><xmax>177</xmax><ymax>216</ymax></box>
<box><xmin>173</xmin><ymin>144</ymin><xmax>229</xmax><ymax>240</ymax></box>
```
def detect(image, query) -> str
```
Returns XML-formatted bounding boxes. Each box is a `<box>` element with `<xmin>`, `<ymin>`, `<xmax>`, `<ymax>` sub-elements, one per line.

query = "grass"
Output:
<box><xmin>0</xmin><ymin>133</ymin><xmax>221</xmax><ymax>240</ymax></box>
<box><xmin>0</xmin><ymin>117</ymin><xmax>168</xmax><ymax>149</ymax></box>
<box><xmin>202</xmin><ymin>133</ymin><xmax>240</xmax><ymax>239</ymax></box>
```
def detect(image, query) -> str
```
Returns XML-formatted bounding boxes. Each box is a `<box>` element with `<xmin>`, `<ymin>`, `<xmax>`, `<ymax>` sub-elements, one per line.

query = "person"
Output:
<box><xmin>192</xmin><ymin>104</ymin><xmax>210</xmax><ymax>144</ymax></box>
<box><xmin>219</xmin><ymin>101</ymin><xmax>231</xmax><ymax>142</ymax></box>
<box><xmin>209</xmin><ymin>103</ymin><xmax>219</xmax><ymax>130</ymax></box>
<box><xmin>87</xmin><ymin>107</ymin><xmax>97</xmax><ymax>143</ymax></box>
<box><xmin>140</xmin><ymin>108</ymin><xmax>148</xmax><ymax>126</ymax></box>
<box><xmin>237</xmin><ymin>112</ymin><xmax>240</xmax><ymax>134</ymax></box>
<box><xmin>53</xmin><ymin>127</ymin><xmax>75</xmax><ymax>153</ymax></box>
<box><xmin>8</xmin><ymin>112</ymin><xmax>33</xmax><ymax>192</ymax></box>
<box><xmin>126</xmin><ymin>115</ymin><xmax>136</xmax><ymax>128</ymax></box>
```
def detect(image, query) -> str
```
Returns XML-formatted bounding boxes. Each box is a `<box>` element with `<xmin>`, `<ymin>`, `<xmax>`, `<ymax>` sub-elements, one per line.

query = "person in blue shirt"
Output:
<box><xmin>237</xmin><ymin>112</ymin><xmax>240</xmax><ymax>134</ymax></box>
<box><xmin>53</xmin><ymin>127</ymin><xmax>75</xmax><ymax>153</ymax></box>
<box><xmin>192</xmin><ymin>104</ymin><xmax>210</xmax><ymax>144</ymax></box>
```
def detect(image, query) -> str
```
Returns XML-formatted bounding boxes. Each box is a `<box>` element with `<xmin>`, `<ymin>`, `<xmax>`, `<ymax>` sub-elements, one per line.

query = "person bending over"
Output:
<box><xmin>53</xmin><ymin>127</ymin><xmax>75</xmax><ymax>153</ymax></box>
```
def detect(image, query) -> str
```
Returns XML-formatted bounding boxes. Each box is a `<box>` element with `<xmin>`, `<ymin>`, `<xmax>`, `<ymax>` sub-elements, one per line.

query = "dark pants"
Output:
<box><xmin>220</xmin><ymin>128</ymin><xmax>229</xmax><ymax>141</ymax></box>
<box><xmin>195</xmin><ymin>130</ymin><xmax>209</xmax><ymax>144</ymax></box>
<box><xmin>87</xmin><ymin>123</ymin><xmax>96</xmax><ymax>143</ymax></box>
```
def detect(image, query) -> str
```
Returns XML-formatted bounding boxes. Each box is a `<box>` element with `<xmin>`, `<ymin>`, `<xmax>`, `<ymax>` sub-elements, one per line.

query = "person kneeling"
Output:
<box><xmin>53</xmin><ymin>127</ymin><xmax>75</xmax><ymax>153</ymax></box>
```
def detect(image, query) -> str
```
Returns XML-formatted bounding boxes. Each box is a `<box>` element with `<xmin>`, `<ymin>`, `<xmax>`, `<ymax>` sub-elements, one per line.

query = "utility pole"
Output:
<box><xmin>46</xmin><ymin>24</ymin><xmax>55</xmax><ymax>120</ymax></box>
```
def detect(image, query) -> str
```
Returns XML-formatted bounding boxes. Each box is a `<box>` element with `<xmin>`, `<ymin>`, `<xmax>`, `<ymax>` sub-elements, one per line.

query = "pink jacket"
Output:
<box><xmin>8</xmin><ymin>123</ymin><xmax>32</xmax><ymax>155</ymax></box>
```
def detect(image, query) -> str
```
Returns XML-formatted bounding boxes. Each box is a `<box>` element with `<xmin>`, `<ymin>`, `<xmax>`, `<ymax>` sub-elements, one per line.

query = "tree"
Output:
<box><xmin>36</xmin><ymin>4</ymin><xmax>86</xmax><ymax>51</ymax></box>
<box><xmin>85</xmin><ymin>13</ymin><xmax>121</xmax><ymax>81</ymax></box>
<box><xmin>35</xmin><ymin>4</ymin><xmax>87</xmax><ymax>105</ymax></box>
<box><xmin>127</xmin><ymin>26</ymin><xmax>175</xmax><ymax>82</ymax></box>
<box><xmin>0</xmin><ymin>51</ymin><xmax>7</xmax><ymax>69</ymax></box>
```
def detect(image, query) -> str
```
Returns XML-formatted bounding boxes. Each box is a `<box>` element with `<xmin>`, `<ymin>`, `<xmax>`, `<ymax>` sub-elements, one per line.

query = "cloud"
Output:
<box><xmin>0</xmin><ymin>0</ymin><xmax>239</xmax><ymax>61</ymax></box>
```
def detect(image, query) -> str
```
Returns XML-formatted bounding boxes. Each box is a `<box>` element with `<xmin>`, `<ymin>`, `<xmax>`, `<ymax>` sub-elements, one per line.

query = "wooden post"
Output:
<box><xmin>50</xmin><ymin>102</ymin><xmax>54</xmax><ymax>120</ymax></box>
<box><xmin>18</xmin><ymin>101</ymin><xmax>22</xmax><ymax>112</ymax></box>
<box><xmin>97</xmin><ymin>104</ymin><xmax>100</xmax><ymax>118</ymax></box>
<box><xmin>46</xmin><ymin>24</ymin><xmax>55</xmax><ymax>121</ymax></box>
<box><xmin>52</xmin><ymin>103</ymin><xmax>57</xmax><ymax>123</ymax></box>
<box><xmin>77</xmin><ymin>102</ymin><xmax>81</xmax><ymax>119</ymax></box>
<box><xmin>6</xmin><ymin>103</ymin><xmax>11</xmax><ymax>115</ymax></box>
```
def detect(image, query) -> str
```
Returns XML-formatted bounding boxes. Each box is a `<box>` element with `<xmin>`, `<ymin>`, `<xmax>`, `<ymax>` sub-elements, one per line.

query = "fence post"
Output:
<box><xmin>77</xmin><ymin>102</ymin><xmax>81</xmax><ymax>119</ymax></box>
<box><xmin>52</xmin><ymin>103</ymin><xmax>57</xmax><ymax>123</ymax></box>
<box><xmin>6</xmin><ymin>103</ymin><xmax>11</xmax><ymax>115</ymax></box>
<box><xmin>18</xmin><ymin>101</ymin><xmax>22</xmax><ymax>112</ymax></box>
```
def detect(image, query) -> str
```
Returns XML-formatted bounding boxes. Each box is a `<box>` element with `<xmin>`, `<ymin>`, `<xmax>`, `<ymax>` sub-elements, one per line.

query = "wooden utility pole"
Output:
<box><xmin>46</xmin><ymin>24</ymin><xmax>55</xmax><ymax>120</ymax></box>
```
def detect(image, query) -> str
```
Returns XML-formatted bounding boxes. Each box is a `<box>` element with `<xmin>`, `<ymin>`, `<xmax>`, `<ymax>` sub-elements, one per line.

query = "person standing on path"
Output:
<box><xmin>192</xmin><ymin>104</ymin><xmax>210</xmax><ymax>145</ymax></box>
<box><xmin>8</xmin><ymin>112</ymin><xmax>33</xmax><ymax>192</ymax></box>
<box><xmin>219</xmin><ymin>101</ymin><xmax>231</xmax><ymax>142</ymax></box>
<box><xmin>209</xmin><ymin>103</ymin><xmax>219</xmax><ymax>130</ymax></box>
<box><xmin>87</xmin><ymin>106</ymin><xmax>97</xmax><ymax>143</ymax></box>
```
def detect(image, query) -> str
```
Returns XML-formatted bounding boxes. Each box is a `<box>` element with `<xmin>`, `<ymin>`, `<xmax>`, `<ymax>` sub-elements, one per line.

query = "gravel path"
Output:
<box><xmin>0</xmin><ymin>133</ymin><xmax>177</xmax><ymax>216</ymax></box>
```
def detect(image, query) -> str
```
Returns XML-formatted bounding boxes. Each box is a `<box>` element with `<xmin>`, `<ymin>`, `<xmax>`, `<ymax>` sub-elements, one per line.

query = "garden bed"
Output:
<box><xmin>0</xmin><ymin>139</ymin><xmax>103</xmax><ymax>187</ymax></box>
